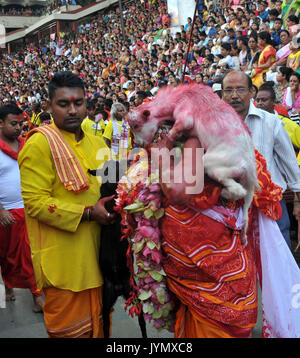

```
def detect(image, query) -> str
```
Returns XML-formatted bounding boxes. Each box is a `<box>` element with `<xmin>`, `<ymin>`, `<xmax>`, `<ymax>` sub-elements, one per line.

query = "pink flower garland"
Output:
<box><xmin>115</xmin><ymin>167</ymin><xmax>176</xmax><ymax>332</ymax></box>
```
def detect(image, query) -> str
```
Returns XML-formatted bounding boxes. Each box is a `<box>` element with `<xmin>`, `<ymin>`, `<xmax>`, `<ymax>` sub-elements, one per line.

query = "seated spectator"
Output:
<box><xmin>247</xmin><ymin>33</ymin><xmax>261</xmax><ymax>74</ymax></box>
<box><xmin>282</xmin><ymin>72</ymin><xmax>300</xmax><ymax>118</ymax></box>
<box><xmin>286</xmin><ymin>39</ymin><xmax>300</xmax><ymax>73</ymax></box>
<box><xmin>237</xmin><ymin>36</ymin><xmax>251</xmax><ymax>71</ymax></box>
<box><xmin>258</xmin><ymin>1</ymin><xmax>269</xmax><ymax>21</ymax></box>
<box><xmin>271</xmin><ymin>18</ymin><xmax>283</xmax><ymax>48</ymax></box>
<box><xmin>274</xmin><ymin>66</ymin><xmax>294</xmax><ymax>104</ymax></box>
<box><xmin>251</xmin><ymin>31</ymin><xmax>276</xmax><ymax>88</ymax></box>
<box><xmin>219</xmin><ymin>43</ymin><xmax>234</xmax><ymax>69</ymax></box>
<box><xmin>268</xmin><ymin>9</ymin><xmax>280</xmax><ymax>30</ymax></box>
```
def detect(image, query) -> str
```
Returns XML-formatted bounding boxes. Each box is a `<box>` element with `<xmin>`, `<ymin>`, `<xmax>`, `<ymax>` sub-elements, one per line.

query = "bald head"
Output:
<box><xmin>221</xmin><ymin>71</ymin><xmax>254</xmax><ymax>121</ymax></box>
<box><xmin>222</xmin><ymin>70</ymin><xmax>253</xmax><ymax>91</ymax></box>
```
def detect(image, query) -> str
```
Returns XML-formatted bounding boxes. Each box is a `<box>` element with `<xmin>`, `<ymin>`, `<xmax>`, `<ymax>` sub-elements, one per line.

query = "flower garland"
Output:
<box><xmin>115</xmin><ymin>153</ymin><xmax>176</xmax><ymax>332</ymax></box>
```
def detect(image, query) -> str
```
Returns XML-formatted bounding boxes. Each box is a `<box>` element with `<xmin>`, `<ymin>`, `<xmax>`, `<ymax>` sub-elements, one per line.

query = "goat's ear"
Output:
<box><xmin>142</xmin><ymin>110</ymin><xmax>151</xmax><ymax>120</ymax></box>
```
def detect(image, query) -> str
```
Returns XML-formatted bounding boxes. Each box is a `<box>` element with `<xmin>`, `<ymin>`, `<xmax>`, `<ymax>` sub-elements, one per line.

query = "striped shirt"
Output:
<box><xmin>245</xmin><ymin>101</ymin><xmax>300</xmax><ymax>193</ymax></box>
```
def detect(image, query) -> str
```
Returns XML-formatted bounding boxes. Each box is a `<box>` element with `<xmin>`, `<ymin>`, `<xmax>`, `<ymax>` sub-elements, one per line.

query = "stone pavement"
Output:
<box><xmin>0</xmin><ymin>276</ymin><xmax>262</xmax><ymax>339</ymax></box>
<box><xmin>1</xmin><ymin>237</ymin><xmax>300</xmax><ymax>339</ymax></box>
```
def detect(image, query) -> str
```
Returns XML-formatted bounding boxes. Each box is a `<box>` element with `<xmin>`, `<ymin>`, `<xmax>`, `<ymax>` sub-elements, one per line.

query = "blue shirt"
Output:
<box><xmin>271</xmin><ymin>30</ymin><xmax>282</xmax><ymax>48</ymax></box>
<box><xmin>259</xmin><ymin>10</ymin><xmax>269</xmax><ymax>20</ymax></box>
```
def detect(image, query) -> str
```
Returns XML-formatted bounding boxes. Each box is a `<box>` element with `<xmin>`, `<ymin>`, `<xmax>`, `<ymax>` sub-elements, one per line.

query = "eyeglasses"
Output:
<box><xmin>222</xmin><ymin>88</ymin><xmax>249</xmax><ymax>96</ymax></box>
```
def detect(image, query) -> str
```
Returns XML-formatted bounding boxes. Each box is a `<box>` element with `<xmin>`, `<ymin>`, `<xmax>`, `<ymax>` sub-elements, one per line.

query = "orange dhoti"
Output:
<box><xmin>43</xmin><ymin>286</ymin><xmax>105</xmax><ymax>338</ymax></box>
<box><xmin>175</xmin><ymin>305</ymin><xmax>244</xmax><ymax>338</ymax></box>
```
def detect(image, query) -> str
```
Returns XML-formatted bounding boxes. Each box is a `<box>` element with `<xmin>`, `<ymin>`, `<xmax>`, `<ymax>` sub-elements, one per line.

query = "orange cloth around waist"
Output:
<box><xmin>43</xmin><ymin>286</ymin><xmax>104</xmax><ymax>338</ymax></box>
<box><xmin>174</xmin><ymin>304</ymin><xmax>252</xmax><ymax>338</ymax></box>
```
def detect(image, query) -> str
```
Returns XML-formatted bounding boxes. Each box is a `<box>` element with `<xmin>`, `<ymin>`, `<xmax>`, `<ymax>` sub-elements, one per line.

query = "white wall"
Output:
<box><xmin>4</xmin><ymin>0</ymin><xmax>119</xmax><ymax>44</ymax></box>
<box><xmin>0</xmin><ymin>15</ymin><xmax>43</xmax><ymax>29</ymax></box>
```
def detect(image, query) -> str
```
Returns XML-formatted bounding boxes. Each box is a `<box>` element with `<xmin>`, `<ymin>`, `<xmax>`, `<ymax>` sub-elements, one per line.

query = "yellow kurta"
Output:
<box><xmin>18</xmin><ymin>124</ymin><xmax>110</xmax><ymax>292</ymax></box>
<box><xmin>279</xmin><ymin>114</ymin><xmax>300</xmax><ymax>165</ymax></box>
<box><xmin>81</xmin><ymin>117</ymin><xmax>106</xmax><ymax>137</ymax></box>
<box><xmin>31</xmin><ymin>111</ymin><xmax>53</xmax><ymax>127</ymax></box>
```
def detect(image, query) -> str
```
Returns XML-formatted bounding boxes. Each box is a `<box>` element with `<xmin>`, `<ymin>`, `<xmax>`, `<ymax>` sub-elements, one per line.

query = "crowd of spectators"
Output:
<box><xmin>0</xmin><ymin>0</ymin><xmax>299</xmax><ymax>124</ymax></box>
<box><xmin>0</xmin><ymin>0</ymin><xmax>77</xmax><ymax>17</ymax></box>
<box><xmin>0</xmin><ymin>6</ymin><xmax>46</xmax><ymax>17</ymax></box>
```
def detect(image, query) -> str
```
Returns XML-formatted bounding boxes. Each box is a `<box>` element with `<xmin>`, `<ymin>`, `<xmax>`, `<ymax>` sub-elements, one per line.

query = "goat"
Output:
<box><xmin>88</xmin><ymin>160</ymin><xmax>147</xmax><ymax>338</ymax></box>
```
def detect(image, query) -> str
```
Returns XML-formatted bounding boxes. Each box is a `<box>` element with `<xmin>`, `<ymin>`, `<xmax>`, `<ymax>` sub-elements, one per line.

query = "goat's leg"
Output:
<box><xmin>138</xmin><ymin>313</ymin><xmax>147</xmax><ymax>338</ymax></box>
<box><xmin>102</xmin><ymin>281</ymin><xmax>118</xmax><ymax>339</ymax></box>
<box><xmin>102</xmin><ymin>282</ymin><xmax>111</xmax><ymax>339</ymax></box>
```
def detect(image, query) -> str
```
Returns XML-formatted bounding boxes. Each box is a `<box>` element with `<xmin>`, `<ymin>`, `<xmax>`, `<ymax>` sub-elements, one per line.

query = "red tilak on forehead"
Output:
<box><xmin>69</xmin><ymin>96</ymin><xmax>76</xmax><ymax>102</ymax></box>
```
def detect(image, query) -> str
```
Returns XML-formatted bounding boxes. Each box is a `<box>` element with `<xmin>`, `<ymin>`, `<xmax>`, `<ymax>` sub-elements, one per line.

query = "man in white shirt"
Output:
<box><xmin>222</xmin><ymin>71</ymin><xmax>300</xmax><ymax>249</ymax></box>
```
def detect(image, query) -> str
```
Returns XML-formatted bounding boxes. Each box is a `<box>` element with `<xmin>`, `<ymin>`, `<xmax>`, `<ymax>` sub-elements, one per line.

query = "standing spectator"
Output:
<box><xmin>255</xmin><ymin>83</ymin><xmax>300</xmax><ymax>165</ymax></box>
<box><xmin>81</xmin><ymin>98</ymin><xmax>105</xmax><ymax>137</ymax></box>
<box><xmin>0</xmin><ymin>103</ymin><xmax>44</xmax><ymax>312</ymax></box>
<box><xmin>103</xmin><ymin>102</ymin><xmax>132</xmax><ymax>160</ymax></box>
<box><xmin>222</xmin><ymin>70</ymin><xmax>300</xmax><ymax>249</ymax></box>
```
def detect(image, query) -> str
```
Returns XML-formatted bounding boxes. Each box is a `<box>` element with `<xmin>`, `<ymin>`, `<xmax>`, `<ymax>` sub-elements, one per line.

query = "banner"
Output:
<box><xmin>167</xmin><ymin>0</ymin><xmax>179</xmax><ymax>27</ymax></box>
<box><xmin>168</xmin><ymin>0</ymin><xmax>195</xmax><ymax>27</ymax></box>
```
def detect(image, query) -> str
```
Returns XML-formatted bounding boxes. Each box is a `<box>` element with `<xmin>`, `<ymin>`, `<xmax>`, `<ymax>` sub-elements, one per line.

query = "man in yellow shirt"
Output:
<box><xmin>81</xmin><ymin>98</ymin><xmax>105</xmax><ymax>137</ymax></box>
<box><xmin>18</xmin><ymin>71</ymin><xmax>114</xmax><ymax>338</ymax></box>
<box><xmin>103</xmin><ymin>102</ymin><xmax>132</xmax><ymax>160</ymax></box>
<box><xmin>31</xmin><ymin>99</ymin><xmax>53</xmax><ymax>127</ymax></box>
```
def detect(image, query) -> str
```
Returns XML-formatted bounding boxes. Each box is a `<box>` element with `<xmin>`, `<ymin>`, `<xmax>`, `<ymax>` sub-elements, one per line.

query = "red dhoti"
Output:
<box><xmin>0</xmin><ymin>208</ymin><xmax>42</xmax><ymax>296</ymax></box>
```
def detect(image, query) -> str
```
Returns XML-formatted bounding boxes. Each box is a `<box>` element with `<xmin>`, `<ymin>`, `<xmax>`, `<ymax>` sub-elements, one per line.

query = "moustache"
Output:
<box><xmin>230</xmin><ymin>101</ymin><xmax>242</xmax><ymax>105</ymax></box>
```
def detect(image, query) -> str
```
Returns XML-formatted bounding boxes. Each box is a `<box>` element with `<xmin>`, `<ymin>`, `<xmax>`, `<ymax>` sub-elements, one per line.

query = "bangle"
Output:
<box><xmin>90</xmin><ymin>206</ymin><xmax>95</xmax><ymax>221</ymax></box>
<box><xmin>84</xmin><ymin>206</ymin><xmax>92</xmax><ymax>221</ymax></box>
<box><xmin>86</xmin><ymin>207</ymin><xmax>91</xmax><ymax>221</ymax></box>
<box><xmin>294</xmin><ymin>200</ymin><xmax>300</xmax><ymax>203</ymax></box>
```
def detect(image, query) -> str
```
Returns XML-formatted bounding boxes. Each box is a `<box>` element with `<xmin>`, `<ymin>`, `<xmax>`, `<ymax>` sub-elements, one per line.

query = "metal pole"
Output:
<box><xmin>181</xmin><ymin>0</ymin><xmax>199</xmax><ymax>84</ymax></box>
<box><xmin>118</xmin><ymin>0</ymin><xmax>126</xmax><ymax>43</ymax></box>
